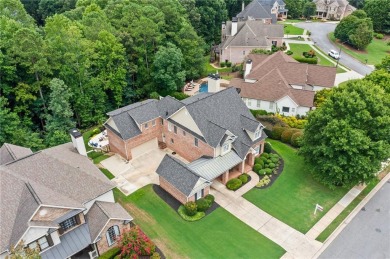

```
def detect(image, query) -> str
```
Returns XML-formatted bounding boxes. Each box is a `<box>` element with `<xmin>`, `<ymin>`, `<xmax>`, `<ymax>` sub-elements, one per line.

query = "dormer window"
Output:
<box><xmin>222</xmin><ymin>143</ymin><xmax>230</xmax><ymax>153</ymax></box>
<box><xmin>255</xmin><ymin>129</ymin><xmax>261</xmax><ymax>139</ymax></box>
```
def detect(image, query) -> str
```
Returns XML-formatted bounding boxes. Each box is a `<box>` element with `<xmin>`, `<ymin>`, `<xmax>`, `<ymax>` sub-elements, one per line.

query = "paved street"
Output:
<box><xmin>319</xmin><ymin>181</ymin><xmax>390</xmax><ymax>259</ymax></box>
<box><xmin>294</xmin><ymin>22</ymin><xmax>374</xmax><ymax>76</ymax></box>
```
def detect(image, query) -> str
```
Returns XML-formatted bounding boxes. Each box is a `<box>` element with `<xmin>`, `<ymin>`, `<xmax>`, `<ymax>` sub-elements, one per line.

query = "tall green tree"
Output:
<box><xmin>302</xmin><ymin>2</ymin><xmax>316</xmax><ymax>19</ymax></box>
<box><xmin>284</xmin><ymin>0</ymin><xmax>304</xmax><ymax>19</ymax></box>
<box><xmin>38</xmin><ymin>0</ymin><xmax>77</xmax><ymax>22</ymax></box>
<box><xmin>348</xmin><ymin>18</ymin><xmax>373</xmax><ymax>50</ymax></box>
<box><xmin>300</xmin><ymin>81</ymin><xmax>390</xmax><ymax>188</ymax></box>
<box><xmin>364</xmin><ymin>0</ymin><xmax>390</xmax><ymax>33</ymax></box>
<box><xmin>45</xmin><ymin>78</ymin><xmax>75</xmax><ymax>146</ymax></box>
<box><xmin>152</xmin><ymin>43</ymin><xmax>186</xmax><ymax>94</ymax></box>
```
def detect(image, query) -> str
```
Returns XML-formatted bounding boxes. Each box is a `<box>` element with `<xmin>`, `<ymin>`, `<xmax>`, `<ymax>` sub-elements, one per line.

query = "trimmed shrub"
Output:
<box><xmin>271</xmin><ymin>157</ymin><xmax>279</xmax><ymax>163</ymax></box>
<box><xmin>291</xmin><ymin>131</ymin><xmax>304</xmax><ymax>147</ymax></box>
<box><xmin>294</xmin><ymin>56</ymin><xmax>318</xmax><ymax>64</ymax></box>
<box><xmin>151</xmin><ymin>252</ymin><xmax>161</xmax><ymax>259</ymax></box>
<box><xmin>256</xmin><ymin>175</ymin><xmax>271</xmax><ymax>187</ymax></box>
<box><xmin>264</xmin><ymin>168</ymin><xmax>273</xmax><ymax>175</ymax></box>
<box><xmin>260</xmin><ymin>157</ymin><xmax>268</xmax><ymax>163</ymax></box>
<box><xmin>226</xmin><ymin>61</ymin><xmax>232</xmax><ymax>67</ymax></box>
<box><xmin>220</xmin><ymin>62</ymin><xmax>226</xmax><ymax>67</ymax></box>
<box><xmin>184</xmin><ymin>201</ymin><xmax>197</xmax><ymax>216</ymax></box>
<box><xmin>250</xmin><ymin>109</ymin><xmax>268</xmax><ymax>117</ymax></box>
<box><xmin>281</xmin><ymin>129</ymin><xmax>300</xmax><ymax>143</ymax></box>
<box><xmin>239</xmin><ymin>173</ymin><xmax>249</xmax><ymax>184</ymax></box>
<box><xmin>253</xmin><ymin>164</ymin><xmax>262</xmax><ymax>172</ymax></box>
<box><xmin>261</xmin><ymin>153</ymin><xmax>269</xmax><ymax>159</ymax></box>
<box><xmin>264</xmin><ymin>142</ymin><xmax>273</xmax><ymax>153</ymax></box>
<box><xmin>258</xmin><ymin>169</ymin><xmax>267</xmax><ymax>175</ymax></box>
<box><xmin>92</xmin><ymin>128</ymin><xmax>100</xmax><ymax>135</ymax></box>
<box><xmin>268</xmin><ymin>162</ymin><xmax>276</xmax><ymax>168</ymax></box>
<box><xmin>226</xmin><ymin>178</ymin><xmax>242</xmax><ymax>190</ymax></box>
<box><xmin>150</xmin><ymin>91</ymin><xmax>160</xmax><ymax>99</ymax></box>
<box><xmin>255</xmin><ymin>157</ymin><xmax>262</xmax><ymax>164</ymax></box>
<box><xmin>272</xmin><ymin>126</ymin><xmax>288</xmax><ymax>140</ymax></box>
<box><xmin>178</xmin><ymin>206</ymin><xmax>205</xmax><ymax>221</ymax></box>
<box><xmin>205</xmin><ymin>194</ymin><xmax>215</xmax><ymax>204</ymax></box>
<box><xmin>286</xmin><ymin>50</ymin><xmax>293</xmax><ymax>55</ymax></box>
<box><xmin>170</xmin><ymin>92</ymin><xmax>190</xmax><ymax>100</ymax></box>
<box><xmin>99</xmin><ymin>247</ymin><xmax>120</xmax><ymax>259</ymax></box>
<box><xmin>117</xmin><ymin>226</ymin><xmax>155</xmax><ymax>258</ymax></box>
<box><xmin>196</xmin><ymin>198</ymin><xmax>210</xmax><ymax>212</ymax></box>
<box><xmin>267</xmin><ymin>159</ymin><xmax>272</xmax><ymax>164</ymax></box>
<box><xmin>374</xmin><ymin>33</ymin><xmax>384</xmax><ymax>39</ymax></box>
<box><xmin>265</xmin><ymin>163</ymin><xmax>270</xmax><ymax>168</ymax></box>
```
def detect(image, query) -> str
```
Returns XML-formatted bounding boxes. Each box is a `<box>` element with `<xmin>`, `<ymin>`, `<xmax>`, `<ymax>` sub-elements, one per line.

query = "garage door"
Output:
<box><xmin>131</xmin><ymin>138</ymin><xmax>158</xmax><ymax>158</ymax></box>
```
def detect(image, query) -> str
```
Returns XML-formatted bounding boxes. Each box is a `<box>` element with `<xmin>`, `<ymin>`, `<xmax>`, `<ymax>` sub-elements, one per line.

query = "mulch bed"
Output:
<box><xmin>152</xmin><ymin>184</ymin><xmax>220</xmax><ymax>216</ymax></box>
<box><xmin>254</xmin><ymin>151</ymin><xmax>285</xmax><ymax>190</ymax></box>
<box><xmin>139</xmin><ymin>246</ymin><xmax>166</xmax><ymax>259</ymax></box>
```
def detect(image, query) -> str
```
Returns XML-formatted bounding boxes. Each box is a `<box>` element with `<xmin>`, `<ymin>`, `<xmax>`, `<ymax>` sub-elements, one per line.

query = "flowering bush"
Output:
<box><xmin>117</xmin><ymin>226</ymin><xmax>155</xmax><ymax>259</ymax></box>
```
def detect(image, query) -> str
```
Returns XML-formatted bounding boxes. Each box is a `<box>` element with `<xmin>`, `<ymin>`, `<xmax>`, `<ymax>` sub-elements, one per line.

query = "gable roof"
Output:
<box><xmin>0</xmin><ymin>143</ymin><xmax>115</xmax><ymax>253</ymax></box>
<box><xmin>237</xmin><ymin>0</ymin><xmax>286</xmax><ymax>22</ymax></box>
<box><xmin>87</xmin><ymin>201</ymin><xmax>133</xmax><ymax>242</ymax></box>
<box><xmin>246</xmin><ymin>52</ymin><xmax>336</xmax><ymax>87</ymax></box>
<box><xmin>156</xmin><ymin>155</ymin><xmax>208</xmax><ymax>196</ymax></box>
<box><xmin>221</xmin><ymin>21</ymin><xmax>283</xmax><ymax>49</ymax></box>
<box><xmin>0</xmin><ymin>143</ymin><xmax>33</xmax><ymax>165</ymax></box>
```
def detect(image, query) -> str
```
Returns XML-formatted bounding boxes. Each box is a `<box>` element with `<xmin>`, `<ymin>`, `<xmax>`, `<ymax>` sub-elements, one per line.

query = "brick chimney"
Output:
<box><xmin>69</xmin><ymin>128</ymin><xmax>87</xmax><ymax>156</ymax></box>
<box><xmin>231</xmin><ymin>17</ymin><xmax>238</xmax><ymax>36</ymax></box>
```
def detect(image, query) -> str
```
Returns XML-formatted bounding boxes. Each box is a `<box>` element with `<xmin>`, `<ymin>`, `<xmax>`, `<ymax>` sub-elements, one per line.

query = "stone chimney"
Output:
<box><xmin>208</xmin><ymin>73</ymin><xmax>221</xmax><ymax>93</ymax></box>
<box><xmin>244</xmin><ymin>59</ymin><xmax>253</xmax><ymax>78</ymax></box>
<box><xmin>242</xmin><ymin>1</ymin><xmax>245</xmax><ymax>11</ymax></box>
<box><xmin>69</xmin><ymin>128</ymin><xmax>87</xmax><ymax>156</ymax></box>
<box><xmin>231</xmin><ymin>17</ymin><xmax>238</xmax><ymax>36</ymax></box>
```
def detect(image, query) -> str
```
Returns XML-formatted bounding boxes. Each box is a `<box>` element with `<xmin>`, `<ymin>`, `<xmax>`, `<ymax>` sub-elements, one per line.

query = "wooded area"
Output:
<box><xmin>0</xmin><ymin>0</ymin><xmax>247</xmax><ymax>149</ymax></box>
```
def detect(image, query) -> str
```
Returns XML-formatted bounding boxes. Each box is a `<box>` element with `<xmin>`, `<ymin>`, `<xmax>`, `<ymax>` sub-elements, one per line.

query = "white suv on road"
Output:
<box><xmin>328</xmin><ymin>50</ymin><xmax>340</xmax><ymax>59</ymax></box>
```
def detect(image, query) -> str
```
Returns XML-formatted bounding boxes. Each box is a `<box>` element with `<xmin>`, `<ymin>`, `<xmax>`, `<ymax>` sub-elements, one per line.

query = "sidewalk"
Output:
<box><xmin>211</xmin><ymin>171</ymin><xmax>322</xmax><ymax>259</ymax></box>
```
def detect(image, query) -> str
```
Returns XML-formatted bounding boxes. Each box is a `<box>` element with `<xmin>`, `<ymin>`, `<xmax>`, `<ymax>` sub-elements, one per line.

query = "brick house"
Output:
<box><xmin>230</xmin><ymin>52</ymin><xmax>336</xmax><ymax>116</ymax></box>
<box><xmin>0</xmin><ymin>133</ymin><xmax>133</xmax><ymax>259</ymax></box>
<box><xmin>105</xmin><ymin>88</ymin><xmax>266</xmax><ymax>204</ymax></box>
<box><xmin>313</xmin><ymin>0</ymin><xmax>356</xmax><ymax>20</ymax></box>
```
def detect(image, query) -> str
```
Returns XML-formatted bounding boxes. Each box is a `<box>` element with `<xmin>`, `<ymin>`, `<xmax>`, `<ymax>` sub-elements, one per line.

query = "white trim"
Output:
<box><xmin>92</xmin><ymin>219</ymin><xmax>110</xmax><ymax>243</ymax></box>
<box><xmin>275</xmin><ymin>95</ymin><xmax>299</xmax><ymax>107</ymax></box>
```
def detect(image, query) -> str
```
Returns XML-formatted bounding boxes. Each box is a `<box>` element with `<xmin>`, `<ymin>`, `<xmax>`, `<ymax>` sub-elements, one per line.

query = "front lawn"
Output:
<box><xmin>204</xmin><ymin>56</ymin><xmax>232</xmax><ymax>75</ymax></box>
<box><xmin>329</xmin><ymin>32</ymin><xmax>390</xmax><ymax>65</ymax></box>
<box><xmin>243</xmin><ymin>140</ymin><xmax>348</xmax><ymax>233</ymax></box>
<box><xmin>114</xmin><ymin>186</ymin><xmax>285</xmax><ymax>259</ymax></box>
<box><xmin>284</xmin><ymin>24</ymin><xmax>304</xmax><ymax>35</ymax></box>
<box><xmin>288</xmin><ymin>43</ymin><xmax>347</xmax><ymax>73</ymax></box>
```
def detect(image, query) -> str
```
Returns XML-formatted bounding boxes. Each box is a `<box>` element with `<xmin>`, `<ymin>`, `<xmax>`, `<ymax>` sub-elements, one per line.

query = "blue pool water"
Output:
<box><xmin>199</xmin><ymin>83</ymin><xmax>208</xmax><ymax>93</ymax></box>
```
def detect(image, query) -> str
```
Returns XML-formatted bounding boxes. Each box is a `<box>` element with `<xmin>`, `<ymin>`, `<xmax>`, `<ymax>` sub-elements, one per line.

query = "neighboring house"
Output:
<box><xmin>237</xmin><ymin>0</ymin><xmax>288</xmax><ymax>23</ymax></box>
<box><xmin>219</xmin><ymin>19</ymin><xmax>284</xmax><ymax>64</ymax></box>
<box><xmin>313</xmin><ymin>0</ymin><xmax>356</xmax><ymax>20</ymax></box>
<box><xmin>229</xmin><ymin>52</ymin><xmax>336</xmax><ymax>116</ymax></box>
<box><xmin>105</xmin><ymin>88</ymin><xmax>266</xmax><ymax>204</ymax></box>
<box><xmin>0</xmin><ymin>130</ymin><xmax>133</xmax><ymax>259</ymax></box>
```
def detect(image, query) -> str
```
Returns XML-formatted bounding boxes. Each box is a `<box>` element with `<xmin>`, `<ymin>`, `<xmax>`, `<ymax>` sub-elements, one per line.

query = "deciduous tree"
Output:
<box><xmin>364</xmin><ymin>0</ymin><xmax>390</xmax><ymax>33</ymax></box>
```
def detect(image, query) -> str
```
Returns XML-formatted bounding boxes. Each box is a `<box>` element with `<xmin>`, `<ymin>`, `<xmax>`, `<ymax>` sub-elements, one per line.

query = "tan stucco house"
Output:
<box><xmin>313</xmin><ymin>0</ymin><xmax>356</xmax><ymax>20</ymax></box>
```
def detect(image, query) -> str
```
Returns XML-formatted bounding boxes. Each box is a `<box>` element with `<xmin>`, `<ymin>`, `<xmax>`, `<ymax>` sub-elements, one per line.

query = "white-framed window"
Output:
<box><xmin>254</xmin><ymin>129</ymin><xmax>261</xmax><ymax>139</ymax></box>
<box><xmin>247</xmin><ymin>99</ymin><xmax>252</xmax><ymax>106</ymax></box>
<box><xmin>168</xmin><ymin>122</ymin><xmax>172</xmax><ymax>131</ymax></box>
<box><xmin>174</xmin><ymin>125</ymin><xmax>177</xmax><ymax>134</ymax></box>
<box><xmin>282</xmin><ymin>107</ymin><xmax>290</xmax><ymax>113</ymax></box>
<box><xmin>269</xmin><ymin>102</ymin><xmax>274</xmax><ymax>109</ymax></box>
<box><xmin>222</xmin><ymin>142</ymin><xmax>230</xmax><ymax>153</ymax></box>
<box><xmin>106</xmin><ymin>225</ymin><xmax>120</xmax><ymax>247</ymax></box>
<box><xmin>144</xmin><ymin>123</ymin><xmax>148</xmax><ymax>129</ymax></box>
<box><xmin>291</xmin><ymin>108</ymin><xmax>296</xmax><ymax>113</ymax></box>
<box><xmin>194</xmin><ymin>137</ymin><xmax>199</xmax><ymax>147</ymax></box>
<box><xmin>257</xmin><ymin>100</ymin><xmax>261</xmax><ymax>108</ymax></box>
<box><xmin>152</xmin><ymin>120</ymin><xmax>156</xmax><ymax>127</ymax></box>
<box><xmin>254</xmin><ymin>145</ymin><xmax>260</xmax><ymax>154</ymax></box>
<box><xmin>28</xmin><ymin>236</ymin><xmax>50</xmax><ymax>252</ymax></box>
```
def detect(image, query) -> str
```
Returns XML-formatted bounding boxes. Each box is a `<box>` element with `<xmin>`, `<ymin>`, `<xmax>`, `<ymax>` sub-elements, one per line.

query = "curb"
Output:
<box><xmin>313</xmin><ymin>171</ymin><xmax>390</xmax><ymax>258</ymax></box>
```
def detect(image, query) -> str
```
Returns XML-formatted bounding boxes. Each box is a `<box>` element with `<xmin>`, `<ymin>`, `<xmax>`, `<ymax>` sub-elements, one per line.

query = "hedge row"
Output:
<box><xmin>294</xmin><ymin>56</ymin><xmax>318</xmax><ymax>64</ymax></box>
<box><xmin>226</xmin><ymin>173</ymin><xmax>250</xmax><ymax>190</ymax></box>
<box><xmin>253</xmin><ymin>152</ymin><xmax>281</xmax><ymax>176</ymax></box>
<box><xmin>271</xmin><ymin>126</ymin><xmax>303</xmax><ymax>147</ymax></box>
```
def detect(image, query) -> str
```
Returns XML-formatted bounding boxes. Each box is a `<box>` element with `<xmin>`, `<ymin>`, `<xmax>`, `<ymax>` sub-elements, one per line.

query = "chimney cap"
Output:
<box><xmin>246</xmin><ymin>59</ymin><xmax>252</xmax><ymax>64</ymax></box>
<box><xmin>235</xmin><ymin>88</ymin><xmax>241</xmax><ymax>94</ymax></box>
<box><xmin>232</xmin><ymin>17</ymin><xmax>238</xmax><ymax>22</ymax></box>
<box><xmin>69</xmin><ymin>128</ymin><xmax>82</xmax><ymax>138</ymax></box>
<box><xmin>208</xmin><ymin>73</ymin><xmax>221</xmax><ymax>80</ymax></box>
<box><xmin>222</xmin><ymin>21</ymin><xmax>226</xmax><ymax>24</ymax></box>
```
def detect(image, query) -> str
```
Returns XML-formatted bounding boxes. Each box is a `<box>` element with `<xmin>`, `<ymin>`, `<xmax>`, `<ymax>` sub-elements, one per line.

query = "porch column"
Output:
<box><xmin>222</xmin><ymin>170</ymin><xmax>229</xmax><ymax>184</ymax></box>
<box><xmin>239</xmin><ymin>160</ymin><xmax>245</xmax><ymax>173</ymax></box>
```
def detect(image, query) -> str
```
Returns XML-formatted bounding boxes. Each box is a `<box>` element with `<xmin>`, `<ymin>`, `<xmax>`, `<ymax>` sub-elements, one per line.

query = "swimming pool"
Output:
<box><xmin>199</xmin><ymin>83</ymin><xmax>208</xmax><ymax>93</ymax></box>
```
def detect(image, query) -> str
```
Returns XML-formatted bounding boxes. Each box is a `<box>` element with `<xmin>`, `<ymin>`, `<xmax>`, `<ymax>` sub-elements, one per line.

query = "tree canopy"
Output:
<box><xmin>300</xmin><ymin>57</ymin><xmax>390</xmax><ymax>188</ymax></box>
<box><xmin>364</xmin><ymin>0</ymin><xmax>390</xmax><ymax>33</ymax></box>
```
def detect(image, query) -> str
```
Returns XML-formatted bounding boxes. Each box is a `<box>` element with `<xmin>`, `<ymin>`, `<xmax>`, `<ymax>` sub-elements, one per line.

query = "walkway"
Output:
<box><xmin>210</xmin><ymin>171</ymin><xmax>322</xmax><ymax>258</ymax></box>
<box><xmin>211</xmin><ymin>171</ymin><xmax>374</xmax><ymax>258</ymax></box>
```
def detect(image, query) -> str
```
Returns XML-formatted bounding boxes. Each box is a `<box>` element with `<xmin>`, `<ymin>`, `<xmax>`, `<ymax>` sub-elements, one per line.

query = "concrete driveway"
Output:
<box><xmin>294</xmin><ymin>22</ymin><xmax>374</xmax><ymax>76</ymax></box>
<box><xmin>101</xmin><ymin>148</ymin><xmax>187</xmax><ymax>195</ymax></box>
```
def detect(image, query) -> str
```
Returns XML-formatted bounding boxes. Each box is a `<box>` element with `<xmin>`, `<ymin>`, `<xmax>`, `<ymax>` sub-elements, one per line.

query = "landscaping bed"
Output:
<box><xmin>226</xmin><ymin>173</ymin><xmax>251</xmax><ymax>191</ymax></box>
<box><xmin>255</xmin><ymin>151</ymin><xmax>284</xmax><ymax>189</ymax></box>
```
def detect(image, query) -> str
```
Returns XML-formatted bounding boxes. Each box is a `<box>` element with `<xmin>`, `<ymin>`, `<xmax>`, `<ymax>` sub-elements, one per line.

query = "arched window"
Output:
<box><xmin>106</xmin><ymin>225</ymin><xmax>120</xmax><ymax>246</ymax></box>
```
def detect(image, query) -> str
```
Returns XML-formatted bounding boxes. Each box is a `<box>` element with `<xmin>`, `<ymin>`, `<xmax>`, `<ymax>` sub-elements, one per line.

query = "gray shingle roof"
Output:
<box><xmin>241</xmin><ymin>114</ymin><xmax>261</xmax><ymax>132</ymax></box>
<box><xmin>182</xmin><ymin>87</ymin><xmax>264</xmax><ymax>159</ymax></box>
<box><xmin>86</xmin><ymin>201</ymin><xmax>133</xmax><ymax>242</ymax></box>
<box><xmin>157</xmin><ymin>96</ymin><xmax>184</xmax><ymax>118</ymax></box>
<box><xmin>237</xmin><ymin>0</ymin><xmax>272</xmax><ymax>20</ymax></box>
<box><xmin>0</xmin><ymin>143</ymin><xmax>115</xmax><ymax>253</ymax></box>
<box><xmin>0</xmin><ymin>143</ymin><xmax>33</xmax><ymax>165</ymax></box>
<box><xmin>156</xmin><ymin>155</ymin><xmax>203</xmax><ymax>196</ymax></box>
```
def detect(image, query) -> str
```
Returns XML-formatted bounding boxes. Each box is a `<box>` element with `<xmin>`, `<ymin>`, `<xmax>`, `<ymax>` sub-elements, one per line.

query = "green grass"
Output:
<box><xmin>284</xmin><ymin>24</ymin><xmax>304</xmax><ymax>35</ymax></box>
<box><xmin>278</xmin><ymin>19</ymin><xmax>305</xmax><ymax>24</ymax></box>
<box><xmin>329</xmin><ymin>32</ymin><xmax>390</xmax><ymax>65</ymax></box>
<box><xmin>204</xmin><ymin>56</ymin><xmax>232</xmax><ymax>74</ymax></box>
<box><xmin>289</xmin><ymin>43</ymin><xmax>347</xmax><ymax>73</ymax></box>
<box><xmin>243</xmin><ymin>140</ymin><xmax>349</xmax><ymax>233</ymax></box>
<box><xmin>316</xmin><ymin>178</ymin><xmax>380</xmax><ymax>242</ymax></box>
<box><xmin>114</xmin><ymin>185</ymin><xmax>286</xmax><ymax>259</ymax></box>
<box><xmin>88</xmin><ymin>151</ymin><xmax>110</xmax><ymax>164</ymax></box>
<box><xmin>99</xmin><ymin>168</ymin><xmax>115</xmax><ymax>180</ymax></box>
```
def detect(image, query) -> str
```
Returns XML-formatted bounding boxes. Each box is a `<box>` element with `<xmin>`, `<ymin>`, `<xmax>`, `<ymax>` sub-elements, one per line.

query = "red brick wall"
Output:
<box><xmin>187</xmin><ymin>186</ymin><xmax>210</xmax><ymax>202</ymax></box>
<box><xmin>162</xmin><ymin>120</ymin><xmax>214</xmax><ymax>162</ymax></box>
<box><xmin>159</xmin><ymin>176</ymin><xmax>188</xmax><ymax>204</ymax></box>
<box><xmin>107</xmin><ymin>118</ymin><xmax>163</xmax><ymax>160</ymax></box>
<box><xmin>96</xmin><ymin>219</ymin><xmax>131</xmax><ymax>255</ymax></box>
